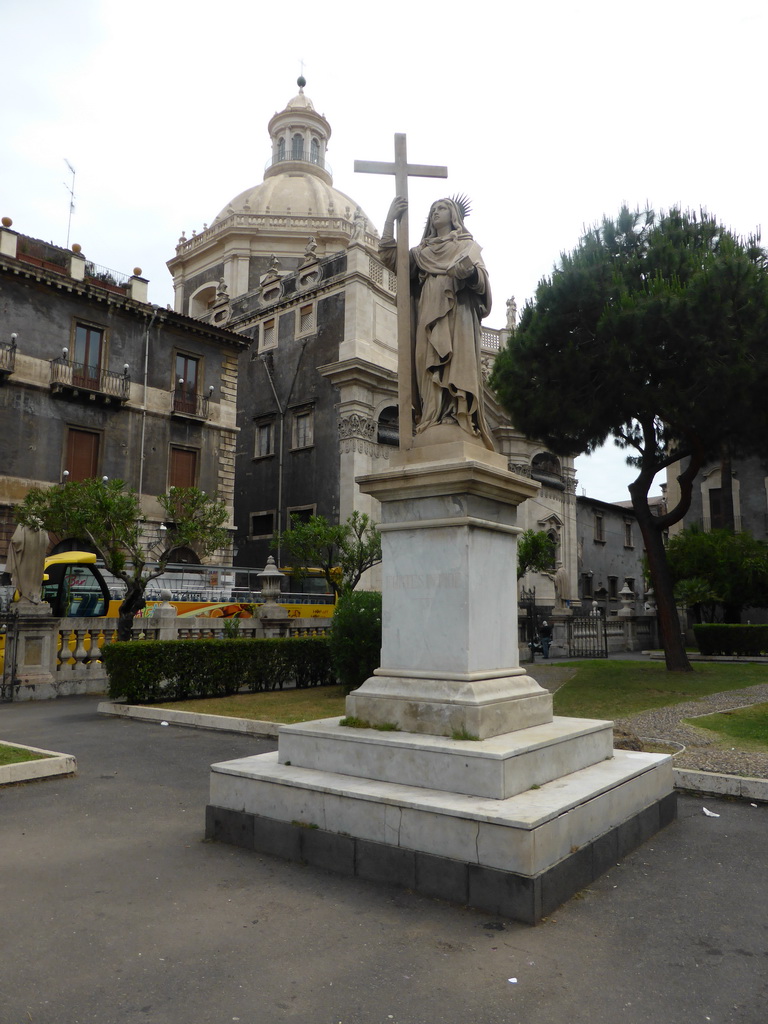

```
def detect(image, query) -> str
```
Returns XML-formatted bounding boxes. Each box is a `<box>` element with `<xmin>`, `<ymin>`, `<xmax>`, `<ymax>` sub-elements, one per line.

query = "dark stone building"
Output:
<box><xmin>576</xmin><ymin>495</ymin><xmax>654</xmax><ymax>614</ymax></box>
<box><xmin>0</xmin><ymin>219</ymin><xmax>245</xmax><ymax>563</ymax></box>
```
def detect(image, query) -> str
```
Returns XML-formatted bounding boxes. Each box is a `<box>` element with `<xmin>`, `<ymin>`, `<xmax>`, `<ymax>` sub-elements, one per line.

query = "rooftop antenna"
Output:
<box><xmin>64</xmin><ymin>159</ymin><xmax>76</xmax><ymax>248</ymax></box>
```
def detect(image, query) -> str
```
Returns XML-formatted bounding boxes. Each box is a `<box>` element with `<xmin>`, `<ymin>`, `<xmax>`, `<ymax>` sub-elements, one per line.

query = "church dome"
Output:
<box><xmin>168</xmin><ymin>78</ymin><xmax>378</xmax><ymax>315</ymax></box>
<box><xmin>213</xmin><ymin>175</ymin><xmax>363</xmax><ymax>225</ymax></box>
<box><xmin>211</xmin><ymin>77</ymin><xmax>375</xmax><ymax>232</ymax></box>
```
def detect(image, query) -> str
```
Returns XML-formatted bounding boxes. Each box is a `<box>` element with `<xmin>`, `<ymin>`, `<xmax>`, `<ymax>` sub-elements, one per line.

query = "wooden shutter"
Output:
<box><xmin>66</xmin><ymin>429</ymin><xmax>99</xmax><ymax>481</ymax></box>
<box><xmin>169</xmin><ymin>447</ymin><xmax>197</xmax><ymax>488</ymax></box>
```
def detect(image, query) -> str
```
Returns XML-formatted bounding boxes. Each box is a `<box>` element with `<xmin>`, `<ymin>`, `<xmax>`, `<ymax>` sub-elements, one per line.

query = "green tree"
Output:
<box><xmin>329</xmin><ymin>590</ymin><xmax>382</xmax><ymax>693</ymax></box>
<box><xmin>276</xmin><ymin>510</ymin><xmax>382</xmax><ymax>597</ymax></box>
<box><xmin>667</xmin><ymin>527</ymin><xmax>768</xmax><ymax>623</ymax></box>
<box><xmin>491</xmin><ymin>206</ymin><xmax>768</xmax><ymax>670</ymax></box>
<box><xmin>517</xmin><ymin>529</ymin><xmax>556</xmax><ymax>580</ymax></box>
<box><xmin>15</xmin><ymin>479</ymin><xmax>229</xmax><ymax>640</ymax></box>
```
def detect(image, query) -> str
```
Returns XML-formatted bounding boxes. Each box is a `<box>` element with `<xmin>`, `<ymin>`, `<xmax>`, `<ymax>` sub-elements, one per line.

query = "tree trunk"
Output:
<box><xmin>638</xmin><ymin>515</ymin><xmax>691</xmax><ymax>671</ymax></box>
<box><xmin>117</xmin><ymin>583</ymin><xmax>146</xmax><ymax>642</ymax></box>
<box><xmin>630</xmin><ymin>474</ymin><xmax>693</xmax><ymax>673</ymax></box>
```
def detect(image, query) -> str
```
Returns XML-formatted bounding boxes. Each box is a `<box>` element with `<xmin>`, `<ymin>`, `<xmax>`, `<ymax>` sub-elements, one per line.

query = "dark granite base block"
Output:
<box><xmin>205</xmin><ymin>792</ymin><xmax>677</xmax><ymax>925</ymax></box>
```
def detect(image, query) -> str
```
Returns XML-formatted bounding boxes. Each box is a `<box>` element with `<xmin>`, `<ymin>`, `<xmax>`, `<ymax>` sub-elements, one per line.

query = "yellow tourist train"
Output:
<box><xmin>38</xmin><ymin>551</ymin><xmax>337</xmax><ymax>621</ymax></box>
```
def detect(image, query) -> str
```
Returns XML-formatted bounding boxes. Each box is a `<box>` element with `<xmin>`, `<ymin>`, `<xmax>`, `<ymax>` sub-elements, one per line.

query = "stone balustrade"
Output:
<box><xmin>5</xmin><ymin>613</ymin><xmax>330</xmax><ymax>701</ymax></box>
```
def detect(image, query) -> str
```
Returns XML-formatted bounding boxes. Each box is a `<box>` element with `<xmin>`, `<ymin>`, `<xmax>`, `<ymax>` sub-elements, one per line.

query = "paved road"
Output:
<box><xmin>1</xmin><ymin>696</ymin><xmax>767</xmax><ymax>1024</ymax></box>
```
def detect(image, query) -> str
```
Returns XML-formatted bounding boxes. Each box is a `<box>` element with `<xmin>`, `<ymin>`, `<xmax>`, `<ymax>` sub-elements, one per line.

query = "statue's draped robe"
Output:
<box><xmin>381</xmin><ymin>231</ymin><xmax>494</xmax><ymax>449</ymax></box>
<box><xmin>6</xmin><ymin>523</ymin><xmax>48</xmax><ymax>604</ymax></box>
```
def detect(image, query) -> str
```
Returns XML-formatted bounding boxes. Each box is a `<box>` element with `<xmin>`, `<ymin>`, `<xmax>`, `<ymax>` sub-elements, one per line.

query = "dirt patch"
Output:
<box><xmin>525</xmin><ymin>664</ymin><xmax>577</xmax><ymax>694</ymax></box>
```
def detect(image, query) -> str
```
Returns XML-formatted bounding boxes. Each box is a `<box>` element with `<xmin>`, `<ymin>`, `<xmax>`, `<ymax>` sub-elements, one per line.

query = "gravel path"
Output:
<box><xmin>615</xmin><ymin>683</ymin><xmax>768</xmax><ymax>778</ymax></box>
<box><xmin>528</xmin><ymin>664</ymin><xmax>768</xmax><ymax>779</ymax></box>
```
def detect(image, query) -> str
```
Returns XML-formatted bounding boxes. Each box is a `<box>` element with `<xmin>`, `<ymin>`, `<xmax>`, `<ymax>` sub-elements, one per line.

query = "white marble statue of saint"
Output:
<box><xmin>547</xmin><ymin>559</ymin><xmax>571</xmax><ymax>609</ymax></box>
<box><xmin>6</xmin><ymin>522</ymin><xmax>48</xmax><ymax>607</ymax></box>
<box><xmin>380</xmin><ymin>196</ymin><xmax>494</xmax><ymax>449</ymax></box>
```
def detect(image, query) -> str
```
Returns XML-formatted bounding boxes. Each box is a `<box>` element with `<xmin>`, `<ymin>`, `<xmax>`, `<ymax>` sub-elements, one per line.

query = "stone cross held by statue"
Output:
<box><xmin>355</xmin><ymin>134</ymin><xmax>447</xmax><ymax>449</ymax></box>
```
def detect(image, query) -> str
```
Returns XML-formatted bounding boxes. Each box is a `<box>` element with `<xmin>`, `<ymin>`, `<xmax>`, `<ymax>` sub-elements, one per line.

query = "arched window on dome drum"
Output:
<box><xmin>277</xmin><ymin>137</ymin><xmax>286</xmax><ymax>161</ymax></box>
<box><xmin>291</xmin><ymin>134</ymin><xmax>304</xmax><ymax>160</ymax></box>
<box><xmin>377</xmin><ymin>406</ymin><xmax>399</xmax><ymax>446</ymax></box>
<box><xmin>310</xmin><ymin>138</ymin><xmax>319</xmax><ymax>164</ymax></box>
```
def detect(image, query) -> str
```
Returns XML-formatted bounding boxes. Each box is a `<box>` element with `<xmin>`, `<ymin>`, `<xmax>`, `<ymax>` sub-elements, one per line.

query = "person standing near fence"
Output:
<box><xmin>539</xmin><ymin>620</ymin><xmax>552</xmax><ymax>659</ymax></box>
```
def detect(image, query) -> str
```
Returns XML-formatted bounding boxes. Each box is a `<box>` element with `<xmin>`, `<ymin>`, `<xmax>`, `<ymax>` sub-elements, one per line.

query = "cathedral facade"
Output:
<box><xmin>167</xmin><ymin>79</ymin><xmax>579</xmax><ymax>606</ymax></box>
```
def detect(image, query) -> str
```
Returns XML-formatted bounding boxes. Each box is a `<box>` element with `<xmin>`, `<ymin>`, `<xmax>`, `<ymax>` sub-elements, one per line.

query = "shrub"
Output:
<box><xmin>329</xmin><ymin>590</ymin><xmax>382</xmax><ymax>694</ymax></box>
<box><xmin>693</xmin><ymin>623</ymin><xmax>768</xmax><ymax>657</ymax></box>
<box><xmin>104</xmin><ymin>636</ymin><xmax>333</xmax><ymax>703</ymax></box>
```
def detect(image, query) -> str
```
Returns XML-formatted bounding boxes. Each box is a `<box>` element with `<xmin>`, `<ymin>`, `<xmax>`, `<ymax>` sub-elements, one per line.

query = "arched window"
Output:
<box><xmin>188</xmin><ymin>284</ymin><xmax>218</xmax><ymax>319</ymax></box>
<box><xmin>377</xmin><ymin>406</ymin><xmax>399</xmax><ymax>446</ymax></box>
<box><xmin>49</xmin><ymin>538</ymin><xmax>98</xmax><ymax>556</ymax></box>
<box><xmin>531</xmin><ymin>452</ymin><xmax>564</xmax><ymax>490</ymax></box>
<box><xmin>547</xmin><ymin>528</ymin><xmax>559</xmax><ymax>568</ymax></box>
<box><xmin>291</xmin><ymin>134</ymin><xmax>304</xmax><ymax>160</ymax></box>
<box><xmin>277</xmin><ymin>137</ymin><xmax>286</xmax><ymax>161</ymax></box>
<box><xmin>168</xmin><ymin>546</ymin><xmax>201</xmax><ymax>565</ymax></box>
<box><xmin>310</xmin><ymin>138</ymin><xmax>320</xmax><ymax>164</ymax></box>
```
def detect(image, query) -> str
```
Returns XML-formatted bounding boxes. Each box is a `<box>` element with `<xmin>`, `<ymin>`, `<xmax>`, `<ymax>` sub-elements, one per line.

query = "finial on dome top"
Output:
<box><xmin>297</xmin><ymin>75</ymin><xmax>306</xmax><ymax>90</ymax></box>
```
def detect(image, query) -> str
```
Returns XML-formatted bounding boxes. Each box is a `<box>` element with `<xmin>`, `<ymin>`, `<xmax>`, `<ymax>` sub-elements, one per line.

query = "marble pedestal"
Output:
<box><xmin>207</xmin><ymin>443</ymin><xmax>676</xmax><ymax>922</ymax></box>
<box><xmin>8</xmin><ymin>604</ymin><xmax>59</xmax><ymax>698</ymax></box>
<box><xmin>348</xmin><ymin>442</ymin><xmax>545</xmax><ymax>739</ymax></box>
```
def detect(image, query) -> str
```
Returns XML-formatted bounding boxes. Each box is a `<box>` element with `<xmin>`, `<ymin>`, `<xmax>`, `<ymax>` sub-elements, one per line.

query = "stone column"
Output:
<box><xmin>548</xmin><ymin>611</ymin><xmax>572</xmax><ymax>657</ymax></box>
<box><xmin>150</xmin><ymin>591</ymin><xmax>179</xmax><ymax>641</ymax></box>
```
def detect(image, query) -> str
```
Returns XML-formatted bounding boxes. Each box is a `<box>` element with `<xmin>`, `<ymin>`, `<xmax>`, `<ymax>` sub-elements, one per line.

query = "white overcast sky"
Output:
<box><xmin>2</xmin><ymin>0</ymin><xmax>765</xmax><ymax>503</ymax></box>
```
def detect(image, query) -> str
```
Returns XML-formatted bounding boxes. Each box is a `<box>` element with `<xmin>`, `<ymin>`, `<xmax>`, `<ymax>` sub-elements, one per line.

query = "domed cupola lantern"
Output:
<box><xmin>265</xmin><ymin>76</ymin><xmax>333</xmax><ymax>187</ymax></box>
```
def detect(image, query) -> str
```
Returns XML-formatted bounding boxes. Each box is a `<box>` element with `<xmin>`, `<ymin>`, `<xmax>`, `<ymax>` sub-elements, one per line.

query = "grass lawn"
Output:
<box><xmin>0</xmin><ymin>743</ymin><xmax>51</xmax><ymax>767</ymax></box>
<box><xmin>152</xmin><ymin>685</ymin><xmax>348</xmax><ymax>724</ymax></box>
<box><xmin>147</xmin><ymin>662</ymin><xmax>768</xmax><ymax>735</ymax></box>
<box><xmin>553</xmin><ymin>660</ymin><xmax>768</xmax><ymax>720</ymax></box>
<box><xmin>685</xmin><ymin>701</ymin><xmax>768</xmax><ymax>752</ymax></box>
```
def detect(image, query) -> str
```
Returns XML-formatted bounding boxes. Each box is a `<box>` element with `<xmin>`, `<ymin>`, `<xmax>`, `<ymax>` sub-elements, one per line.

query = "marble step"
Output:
<box><xmin>276</xmin><ymin>715</ymin><xmax>614</xmax><ymax>799</ymax></box>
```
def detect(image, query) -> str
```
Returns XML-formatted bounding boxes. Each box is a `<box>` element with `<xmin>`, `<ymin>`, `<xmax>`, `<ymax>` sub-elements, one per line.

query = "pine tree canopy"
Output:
<box><xmin>491</xmin><ymin>205</ymin><xmax>768</xmax><ymax>476</ymax></box>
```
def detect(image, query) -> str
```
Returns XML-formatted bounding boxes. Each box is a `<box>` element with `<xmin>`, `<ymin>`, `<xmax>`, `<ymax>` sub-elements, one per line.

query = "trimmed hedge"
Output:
<box><xmin>694</xmin><ymin>623</ymin><xmax>768</xmax><ymax>657</ymax></box>
<box><xmin>104</xmin><ymin>637</ymin><xmax>334</xmax><ymax>704</ymax></box>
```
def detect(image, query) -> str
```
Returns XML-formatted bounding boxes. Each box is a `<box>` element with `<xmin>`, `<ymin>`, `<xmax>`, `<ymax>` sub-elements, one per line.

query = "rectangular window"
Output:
<box><xmin>287</xmin><ymin>505</ymin><xmax>315</xmax><ymax>527</ymax></box>
<box><xmin>708</xmin><ymin>488</ymin><xmax>723</xmax><ymax>531</ymax></box>
<box><xmin>291</xmin><ymin>406</ymin><xmax>314</xmax><ymax>449</ymax></box>
<box><xmin>260</xmin><ymin>318</ymin><xmax>277</xmax><ymax>351</ymax></box>
<box><xmin>254</xmin><ymin>420</ymin><xmax>275</xmax><ymax>459</ymax></box>
<box><xmin>65</xmin><ymin>427</ymin><xmax>100</xmax><ymax>481</ymax></box>
<box><xmin>73</xmin><ymin>323</ymin><xmax>104</xmax><ymax>389</ymax></box>
<box><xmin>582</xmin><ymin>573</ymin><xmax>593</xmax><ymax>599</ymax></box>
<box><xmin>608</xmin><ymin>576</ymin><xmax>619</xmax><ymax>601</ymax></box>
<box><xmin>624</xmin><ymin>520</ymin><xmax>634</xmax><ymax>548</ymax></box>
<box><xmin>250</xmin><ymin>511</ymin><xmax>275</xmax><ymax>538</ymax></box>
<box><xmin>625</xmin><ymin>578</ymin><xmax>636</xmax><ymax>595</ymax></box>
<box><xmin>169</xmin><ymin>446</ymin><xmax>198</xmax><ymax>489</ymax></box>
<box><xmin>297</xmin><ymin>303</ymin><xmax>315</xmax><ymax>336</ymax></box>
<box><xmin>594</xmin><ymin>513</ymin><xmax>605</xmax><ymax>542</ymax></box>
<box><xmin>174</xmin><ymin>353</ymin><xmax>200</xmax><ymax>415</ymax></box>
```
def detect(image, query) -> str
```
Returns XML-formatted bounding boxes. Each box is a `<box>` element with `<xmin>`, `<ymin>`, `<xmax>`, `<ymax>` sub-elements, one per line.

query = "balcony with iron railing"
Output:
<box><xmin>50</xmin><ymin>357</ymin><xmax>130</xmax><ymax>404</ymax></box>
<box><xmin>0</xmin><ymin>335</ymin><xmax>17</xmax><ymax>380</ymax></box>
<box><xmin>172</xmin><ymin>387</ymin><xmax>211</xmax><ymax>420</ymax></box>
<box><xmin>83</xmin><ymin>261</ymin><xmax>130</xmax><ymax>295</ymax></box>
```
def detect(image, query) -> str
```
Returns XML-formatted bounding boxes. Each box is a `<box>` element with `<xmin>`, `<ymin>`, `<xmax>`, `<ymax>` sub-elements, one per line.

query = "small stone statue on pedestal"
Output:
<box><xmin>6</xmin><ymin>523</ymin><xmax>49</xmax><ymax>612</ymax></box>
